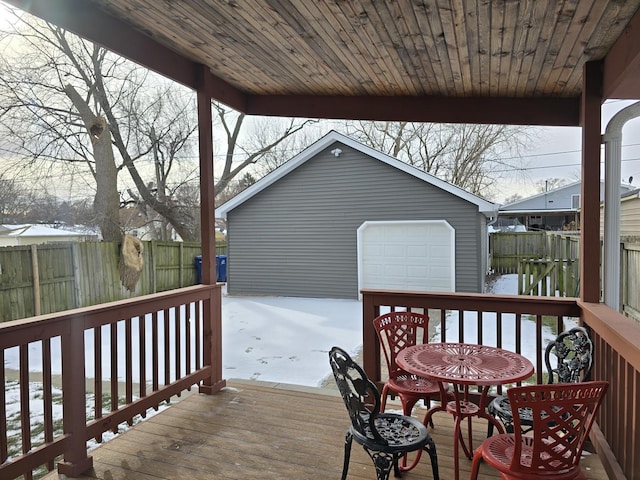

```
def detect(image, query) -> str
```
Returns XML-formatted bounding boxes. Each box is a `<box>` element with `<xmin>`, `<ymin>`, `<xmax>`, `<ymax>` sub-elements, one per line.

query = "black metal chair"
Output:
<box><xmin>486</xmin><ymin>326</ymin><xmax>593</xmax><ymax>436</ymax></box>
<box><xmin>329</xmin><ymin>346</ymin><xmax>439</xmax><ymax>480</ymax></box>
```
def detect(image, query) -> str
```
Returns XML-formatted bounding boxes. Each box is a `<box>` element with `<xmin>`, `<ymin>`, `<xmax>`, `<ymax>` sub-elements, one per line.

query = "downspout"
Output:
<box><xmin>602</xmin><ymin>101</ymin><xmax>640</xmax><ymax>310</ymax></box>
<box><xmin>486</xmin><ymin>210</ymin><xmax>499</xmax><ymax>279</ymax></box>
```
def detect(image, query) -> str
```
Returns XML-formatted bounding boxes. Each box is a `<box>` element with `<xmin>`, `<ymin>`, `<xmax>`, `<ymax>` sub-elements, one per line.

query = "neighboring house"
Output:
<box><xmin>216</xmin><ymin>131</ymin><xmax>498</xmax><ymax>299</ymax></box>
<box><xmin>498</xmin><ymin>181</ymin><xmax>635</xmax><ymax>231</ymax></box>
<box><xmin>600</xmin><ymin>188</ymin><xmax>640</xmax><ymax>239</ymax></box>
<box><xmin>0</xmin><ymin>224</ymin><xmax>99</xmax><ymax>247</ymax></box>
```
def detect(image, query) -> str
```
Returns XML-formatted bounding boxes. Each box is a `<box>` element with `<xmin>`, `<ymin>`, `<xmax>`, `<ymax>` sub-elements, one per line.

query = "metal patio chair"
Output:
<box><xmin>487</xmin><ymin>326</ymin><xmax>593</xmax><ymax>436</ymax></box>
<box><xmin>373</xmin><ymin>312</ymin><xmax>446</xmax><ymax>424</ymax></box>
<box><xmin>328</xmin><ymin>346</ymin><xmax>439</xmax><ymax>480</ymax></box>
<box><xmin>471</xmin><ymin>381</ymin><xmax>608</xmax><ymax>480</ymax></box>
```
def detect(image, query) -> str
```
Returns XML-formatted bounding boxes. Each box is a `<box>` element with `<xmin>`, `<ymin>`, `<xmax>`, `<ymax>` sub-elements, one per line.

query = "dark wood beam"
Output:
<box><xmin>246</xmin><ymin>95</ymin><xmax>581</xmax><ymax>126</ymax></box>
<box><xmin>4</xmin><ymin>0</ymin><xmax>246</xmax><ymax>111</ymax></box>
<box><xmin>580</xmin><ymin>61</ymin><xmax>603</xmax><ymax>303</ymax></box>
<box><xmin>603</xmin><ymin>5</ymin><xmax>640</xmax><ymax>100</ymax></box>
<box><xmin>196</xmin><ymin>66</ymin><xmax>216</xmax><ymax>287</ymax></box>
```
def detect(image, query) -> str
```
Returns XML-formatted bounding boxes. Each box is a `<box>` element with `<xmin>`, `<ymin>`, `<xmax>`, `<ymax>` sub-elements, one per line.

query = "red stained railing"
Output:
<box><xmin>0</xmin><ymin>284</ymin><xmax>224</xmax><ymax>480</ymax></box>
<box><xmin>362</xmin><ymin>289</ymin><xmax>640</xmax><ymax>480</ymax></box>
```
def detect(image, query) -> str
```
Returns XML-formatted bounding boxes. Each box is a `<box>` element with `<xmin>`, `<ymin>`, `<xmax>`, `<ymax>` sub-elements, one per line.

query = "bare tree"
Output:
<box><xmin>212</xmin><ymin>104</ymin><xmax>318</xmax><ymax>198</ymax></box>
<box><xmin>0</xmin><ymin>173</ymin><xmax>33</xmax><ymax>222</ymax></box>
<box><xmin>342</xmin><ymin>121</ymin><xmax>532</xmax><ymax>198</ymax></box>
<box><xmin>502</xmin><ymin>193</ymin><xmax>523</xmax><ymax>205</ymax></box>
<box><xmin>535</xmin><ymin>178</ymin><xmax>568</xmax><ymax>193</ymax></box>
<box><xmin>0</xmin><ymin>8</ymin><xmax>319</xmax><ymax>240</ymax></box>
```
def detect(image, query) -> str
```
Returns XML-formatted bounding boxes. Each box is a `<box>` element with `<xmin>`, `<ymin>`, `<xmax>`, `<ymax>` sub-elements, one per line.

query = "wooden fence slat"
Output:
<box><xmin>0</xmin><ymin>241</ymin><xmax>209</xmax><ymax>323</ymax></box>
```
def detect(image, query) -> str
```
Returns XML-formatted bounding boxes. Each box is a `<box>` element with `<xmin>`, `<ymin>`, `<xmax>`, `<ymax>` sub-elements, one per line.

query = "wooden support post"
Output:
<box><xmin>362</xmin><ymin>293</ymin><xmax>381</xmax><ymax>389</ymax></box>
<box><xmin>580</xmin><ymin>61</ymin><xmax>603</xmax><ymax>303</ymax></box>
<box><xmin>196</xmin><ymin>64</ymin><xmax>225</xmax><ymax>394</ymax></box>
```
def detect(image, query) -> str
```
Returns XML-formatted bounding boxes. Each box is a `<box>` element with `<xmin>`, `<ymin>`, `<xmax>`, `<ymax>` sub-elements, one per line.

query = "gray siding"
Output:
<box><xmin>227</xmin><ymin>142</ymin><xmax>484</xmax><ymax>299</ymax></box>
<box><xmin>501</xmin><ymin>184</ymin><xmax>583</xmax><ymax>211</ymax></box>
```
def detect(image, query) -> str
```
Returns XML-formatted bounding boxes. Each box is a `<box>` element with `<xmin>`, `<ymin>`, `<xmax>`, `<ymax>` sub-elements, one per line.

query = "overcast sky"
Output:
<box><xmin>499</xmin><ymin>100</ymin><xmax>640</xmax><ymax>202</ymax></box>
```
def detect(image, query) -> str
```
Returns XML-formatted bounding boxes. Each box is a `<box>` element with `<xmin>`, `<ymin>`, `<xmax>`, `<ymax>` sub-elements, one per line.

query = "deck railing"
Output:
<box><xmin>0</xmin><ymin>284</ymin><xmax>224</xmax><ymax>480</ymax></box>
<box><xmin>361</xmin><ymin>289</ymin><xmax>640</xmax><ymax>480</ymax></box>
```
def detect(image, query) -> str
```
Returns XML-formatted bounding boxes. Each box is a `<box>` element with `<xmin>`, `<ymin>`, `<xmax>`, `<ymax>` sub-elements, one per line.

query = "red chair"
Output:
<box><xmin>374</xmin><ymin>311</ymin><xmax>447</xmax><ymax>472</ymax></box>
<box><xmin>373</xmin><ymin>312</ymin><xmax>444</xmax><ymax>419</ymax></box>
<box><xmin>470</xmin><ymin>381</ymin><xmax>609</xmax><ymax>480</ymax></box>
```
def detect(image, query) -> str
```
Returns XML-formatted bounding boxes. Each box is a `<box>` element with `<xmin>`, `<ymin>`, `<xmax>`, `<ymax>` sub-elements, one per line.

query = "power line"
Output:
<box><xmin>493</xmin><ymin>156</ymin><xmax>640</xmax><ymax>174</ymax></box>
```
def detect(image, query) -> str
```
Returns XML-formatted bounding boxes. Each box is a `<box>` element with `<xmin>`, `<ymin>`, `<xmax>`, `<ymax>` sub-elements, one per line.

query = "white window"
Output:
<box><xmin>571</xmin><ymin>194</ymin><xmax>581</xmax><ymax>209</ymax></box>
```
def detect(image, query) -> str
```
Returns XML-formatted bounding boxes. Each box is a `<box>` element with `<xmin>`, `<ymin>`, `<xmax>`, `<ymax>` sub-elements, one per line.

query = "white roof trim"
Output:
<box><xmin>216</xmin><ymin>130</ymin><xmax>497</xmax><ymax>217</ymax></box>
<box><xmin>498</xmin><ymin>209</ymin><xmax>579</xmax><ymax>215</ymax></box>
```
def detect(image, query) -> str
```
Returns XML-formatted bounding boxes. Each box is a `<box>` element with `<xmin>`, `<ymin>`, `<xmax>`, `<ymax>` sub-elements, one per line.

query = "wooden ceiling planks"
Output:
<box><xmin>568</xmin><ymin>1</ymin><xmax>640</xmax><ymax>96</ymax></box>
<box><xmin>509</xmin><ymin>1</ymin><xmax>538</xmax><ymax>97</ymax></box>
<box><xmin>255</xmin><ymin>2</ymin><xmax>353</xmax><ymax>95</ymax></box>
<box><xmin>473</xmin><ymin>0</ymin><xmax>491</xmax><ymax>96</ymax></box>
<box><xmin>419</xmin><ymin>2</ymin><xmax>458</xmax><ymax>95</ymax></box>
<box><xmin>444</xmin><ymin>0</ymin><xmax>474</xmax><ymax>96</ymax></box>
<box><xmin>377</xmin><ymin>0</ymin><xmax>425</xmax><ymax>96</ymax></box>
<box><xmin>183</xmin><ymin>3</ymin><xmax>274</xmax><ymax>92</ymax></box>
<box><xmin>298</xmin><ymin>0</ymin><xmax>384</xmax><ymax>96</ymax></box>
<box><xmin>410</xmin><ymin>2</ymin><xmax>452</xmax><ymax>95</ymax></box>
<box><xmin>489</xmin><ymin>0</ymin><xmax>507</xmax><ymax>97</ymax></box>
<box><xmin>547</xmin><ymin>1</ymin><xmax>605</xmax><ymax>96</ymax></box>
<box><xmin>312</xmin><ymin>1</ymin><xmax>389</xmax><ymax>95</ymax></box>
<box><xmin>390</xmin><ymin>0</ymin><xmax>441</xmax><ymax>95</ymax></box>
<box><xmin>346</xmin><ymin>1</ymin><xmax>413</xmax><ymax>95</ymax></box>
<box><xmin>85</xmin><ymin>0</ymin><xmax>639</xmax><ymax>99</ymax></box>
<box><xmin>5</xmin><ymin>0</ymin><xmax>640</xmax><ymax>125</ymax></box>
<box><xmin>498</xmin><ymin>0</ymin><xmax>520</xmax><ymax>97</ymax></box>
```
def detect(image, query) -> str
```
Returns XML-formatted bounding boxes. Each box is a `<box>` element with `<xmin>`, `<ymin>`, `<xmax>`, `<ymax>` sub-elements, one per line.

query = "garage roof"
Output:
<box><xmin>216</xmin><ymin>131</ymin><xmax>498</xmax><ymax>217</ymax></box>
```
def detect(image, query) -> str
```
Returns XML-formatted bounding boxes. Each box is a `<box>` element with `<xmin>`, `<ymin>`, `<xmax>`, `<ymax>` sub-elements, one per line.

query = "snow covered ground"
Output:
<box><xmin>221</xmin><ymin>294</ymin><xmax>362</xmax><ymax>386</ymax></box>
<box><xmin>220</xmin><ymin>274</ymin><xmax>574</xmax><ymax>387</ymax></box>
<box><xmin>5</xmin><ymin>274</ymin><xmax>572</xmax><ymax>388</ymax></box>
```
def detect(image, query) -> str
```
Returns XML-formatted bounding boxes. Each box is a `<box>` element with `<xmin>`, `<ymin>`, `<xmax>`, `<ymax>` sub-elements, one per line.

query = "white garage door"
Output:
<box><xmin>357</xmin><ymin>220</ymin><xmax>455</xmax><ymax>295</ymax></box>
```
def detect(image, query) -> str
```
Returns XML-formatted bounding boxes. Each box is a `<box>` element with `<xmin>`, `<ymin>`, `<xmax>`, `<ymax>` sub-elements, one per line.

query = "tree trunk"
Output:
<box><xmin>64</xmin><ymin>84</ymin><xmax>122</xmax><ymax>242</ymax></box>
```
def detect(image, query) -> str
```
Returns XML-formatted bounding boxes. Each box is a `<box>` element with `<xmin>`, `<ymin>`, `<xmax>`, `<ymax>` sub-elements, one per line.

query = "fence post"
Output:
<box><xmin>179</xmin><ymin>242</ymin><xmax>184</xmax><ymax>288</ymax></box>
<box><xmin>30</xmin><ymin>245</ymin><xmax>41</xmax><ymax>316</ymax></box>
<box><xmin>71</xmin><ymin>243</ymin><xmax>82</xmax><ymax>308</ymax></box>
<box><xmin>150</xmin><ymin>241</ymin><xmax>157</xmax><ymax>293</ymax></box>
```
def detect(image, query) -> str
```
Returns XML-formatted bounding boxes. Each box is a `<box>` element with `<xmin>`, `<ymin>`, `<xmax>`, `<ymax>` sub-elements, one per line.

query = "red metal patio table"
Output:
<box><xmin>396</xmin><ymin>342</ymin><xmax>534</xmax><ymax>480</ymax></box>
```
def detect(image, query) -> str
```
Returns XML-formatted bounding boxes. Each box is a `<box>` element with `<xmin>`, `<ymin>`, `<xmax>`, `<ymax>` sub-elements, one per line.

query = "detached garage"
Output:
<box><xmin>216</xmin><ymin>131</ymin><xmax>498</xmax><ymax>299</ymax></box>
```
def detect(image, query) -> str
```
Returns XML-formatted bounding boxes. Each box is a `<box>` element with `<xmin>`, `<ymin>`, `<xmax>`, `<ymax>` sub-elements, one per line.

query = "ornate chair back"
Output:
<box><xmin>373</xmin><ymin>311</ymin><xmax>428</xmax><ymax>382</ymax></box>
<box><xmin>328</xmin><ymin>346</ymin><xmax>439</xmax><ymax>480</ymax></box>
<box><xmin>544</xmin><ymin>326</ymin><xmax>593</xmax><ymax>384</ymax></box>
<box><xmin>508</xmin><ymin>381</ymin><xmax>608</xmax><ymax>475</ymax></box>
<box><xmin>328</xmin><ymin>346</ymin><xmax>385</xmax><ymax>444</ymax></box>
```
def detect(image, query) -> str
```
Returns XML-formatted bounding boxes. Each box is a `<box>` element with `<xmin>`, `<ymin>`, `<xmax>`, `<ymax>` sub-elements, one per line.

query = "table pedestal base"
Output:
<box><xmin>423</xmin><ymin>385</ymin><xmax>506</xmax><ymax>480</ymax></box>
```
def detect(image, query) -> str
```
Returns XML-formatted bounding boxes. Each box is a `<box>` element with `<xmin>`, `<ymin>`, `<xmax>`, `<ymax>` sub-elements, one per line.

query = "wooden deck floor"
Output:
<box><xmin>43</xmin><ymin>380</ymin><xmax>608</xmax><ymax>480</ymax></box>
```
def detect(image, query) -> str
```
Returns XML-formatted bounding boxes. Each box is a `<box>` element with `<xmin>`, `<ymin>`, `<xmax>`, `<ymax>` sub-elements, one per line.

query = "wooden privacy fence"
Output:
<box><xmin>490</xmin><ymin>231</ymin><xmax>580</xmax><ymax>274</ymax></box>
<box><xmin>490</xmin><ymin>232</ymin><xmax>581</xmax><ymax>297</ymax></box>
<box><xmin>622</xmin><ymin>242</ymin><xmax>640</xmax><ymax>323</ymax></box>
<box><xmin>0</xmin><ymin>241</ymin><xmax>226</xmax><ymax>322</ymax></box>
<box><xmin>517</xmin><ymin>258</ymin><xmax>580</xmax><ymax>297</ymax></box>
<box><xmin>492</xmin><ymin>232</ymin><xmax>640</xmax><ymax>321</ymax></box>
